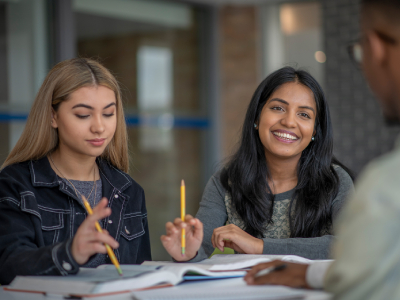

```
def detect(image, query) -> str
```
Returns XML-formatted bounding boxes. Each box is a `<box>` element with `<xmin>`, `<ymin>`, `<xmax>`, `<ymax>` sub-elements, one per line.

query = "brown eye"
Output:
<box><xmin>299</xmin><ymin>113</ymin><xmax>310</xmax><ymax>119</ymax></box>
<box><xmin>271</xmin><ymin>106</ymin><xmax>284</xmax><ymax>111</ymax></box>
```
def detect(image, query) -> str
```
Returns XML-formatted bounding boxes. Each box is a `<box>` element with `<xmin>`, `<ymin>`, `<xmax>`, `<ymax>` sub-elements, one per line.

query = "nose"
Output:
<box><xmin>91</xmin><ymin>114</ymin><xmax>105</xmax><ymax>134</ymax></box>
<box><xmin>280</xmin><ymin>111</ymin><xmax>296</xmax><ymax>128</ymax></box>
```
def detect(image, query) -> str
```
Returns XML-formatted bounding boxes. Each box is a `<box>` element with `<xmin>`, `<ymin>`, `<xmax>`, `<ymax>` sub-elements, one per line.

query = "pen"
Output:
<box><xmin>181</xmin><ymin>179</ymin><xmax>186</xmax><ymax>256</ymax></box>
<box><xmin>255</xmin><ymin>264</ymin><xmax>287</xmax><ymax>278</ymax></box>
<box><xmin>81</xmin><ymin>195</ymin><xmax>123</xmax><ymax>276</ymax></box>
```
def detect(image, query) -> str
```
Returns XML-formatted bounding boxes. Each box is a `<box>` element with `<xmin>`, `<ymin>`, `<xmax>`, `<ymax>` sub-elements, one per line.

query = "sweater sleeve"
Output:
<box><xmin>185</xmin><ymin>173</ymin><xmax>228</xmax><ymax>262</ymax></box>
<box><xmin>261</xmin><ymin>166</ymin><xmax>354</xmax><ymax>259</ymax></box>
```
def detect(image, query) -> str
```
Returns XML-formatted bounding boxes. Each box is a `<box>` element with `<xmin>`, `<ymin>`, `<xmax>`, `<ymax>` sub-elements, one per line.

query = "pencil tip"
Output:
<box><xmin>181</xmin><ymin>179</ymin><xmax>185</xmax><ymax>186</ymax></box>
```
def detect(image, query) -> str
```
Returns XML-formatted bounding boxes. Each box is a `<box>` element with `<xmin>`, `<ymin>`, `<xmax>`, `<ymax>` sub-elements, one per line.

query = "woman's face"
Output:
<box><xmin>51</xmin><ymin>85</ymin><xmax>117</xmax><ymax>159</ymax></box>
<box><xmin>257</xmin><ymin>82</ymin><xmax>317</xmax><ymax>162</ymax></box>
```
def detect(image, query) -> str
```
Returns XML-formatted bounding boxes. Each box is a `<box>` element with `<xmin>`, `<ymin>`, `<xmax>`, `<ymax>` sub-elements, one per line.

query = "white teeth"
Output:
<box><xmin>273</xmin><ymin>132</ymin><xmax>297</xmax><ymax>140</ymax></box>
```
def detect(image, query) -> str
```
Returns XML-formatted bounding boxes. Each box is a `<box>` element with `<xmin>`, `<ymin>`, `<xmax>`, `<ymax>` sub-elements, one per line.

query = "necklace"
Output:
<box><xmin>49</xmin><ymin>154</ymin><xmax>97</xmax><ymax>207</ymax></box>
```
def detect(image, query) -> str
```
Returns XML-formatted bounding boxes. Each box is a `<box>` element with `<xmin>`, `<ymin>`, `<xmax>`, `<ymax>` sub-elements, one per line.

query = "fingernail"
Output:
<box><xmin>181</xmin><ymin>223</ymin><xmax>186</xmax><ymax>228</ymax></box>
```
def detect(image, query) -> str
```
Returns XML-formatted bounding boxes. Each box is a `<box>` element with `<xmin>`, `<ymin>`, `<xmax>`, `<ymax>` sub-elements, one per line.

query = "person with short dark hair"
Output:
<box><xmin>245</xmin><ymin>1</ymin><xmax>400</xmax><ymax>299</ymax></box>
<box><xmin>161</xmin><ymin>67</ymin><xmax>353</xmax><ymax>262</ymax></box>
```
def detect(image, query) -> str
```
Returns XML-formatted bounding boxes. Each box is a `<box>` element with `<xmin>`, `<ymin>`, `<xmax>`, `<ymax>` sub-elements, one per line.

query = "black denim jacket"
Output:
<box><xmin>0</xmin><ymin>157</ymin><xmax>151</xmax><ymax>285</ymax></box>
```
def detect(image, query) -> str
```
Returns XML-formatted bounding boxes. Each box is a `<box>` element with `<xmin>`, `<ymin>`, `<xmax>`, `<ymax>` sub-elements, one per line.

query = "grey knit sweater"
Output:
<box><xmin>189</xmin><ymin>166</ymin><xmax>354</xmax><ymax>261</ymax></box>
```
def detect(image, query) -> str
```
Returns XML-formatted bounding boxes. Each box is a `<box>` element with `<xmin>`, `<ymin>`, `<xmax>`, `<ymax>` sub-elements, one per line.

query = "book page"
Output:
<box><xmin>68</xmin><ymin>265</ymin><xmax>160</xmax><ymax>282</ymax></box>
<box><xmin>160</xmin><ymin>265</ymin><xmax>246</xmax><ymax>278</ymax></box>
<box><xmin>8</xmin><ymin>266</ymin><xmax>179</xmax><ymax>295</ymax></box>
<box><xmin>143</xmin><ymin>254</ymin><xmax>314</xmax><ymax>272</ymax></box>
<box><xmin>198</xmin><ymin>254</ymin><xmax>313</xmax><ymax>271</ymax></box>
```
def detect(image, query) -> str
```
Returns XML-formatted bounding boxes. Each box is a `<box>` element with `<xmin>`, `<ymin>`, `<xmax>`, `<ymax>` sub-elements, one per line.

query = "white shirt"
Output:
<box><xmin>306</xmin><ymin>260</ymin><xmax>333</xmax><ymax>289</ymax></box>
<box><xmin>323</xmin><ymin>141</ymin><xmax>400</xmax><ymax>299</ymax></box>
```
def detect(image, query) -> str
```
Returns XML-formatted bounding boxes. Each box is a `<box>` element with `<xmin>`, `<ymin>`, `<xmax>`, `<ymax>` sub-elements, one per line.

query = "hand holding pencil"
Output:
<box><xmin>161</xmin><ymin>180</ymin><xmax>204</xmax><ymax>262</ymax></box>
<box><xmin>81</xmin><ymin>195</ymin><xmax>123</xmax><ymax>276</ymax></box>
<box><xmin>180</xmin><ymin>180</ymin><xmax>186</xmax><ymax>256</ymax></box>
<box><xmin>71</xmin><ymin>197</ymin><xmax>120</xmax><ymax>269</ymax></box>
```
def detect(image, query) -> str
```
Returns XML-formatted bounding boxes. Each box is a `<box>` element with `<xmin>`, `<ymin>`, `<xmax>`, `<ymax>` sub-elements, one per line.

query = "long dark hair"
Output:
<box><xmin>220</xmin><ymin>67</ymin><xmax>352</xmax><ymax>238</ymax></box>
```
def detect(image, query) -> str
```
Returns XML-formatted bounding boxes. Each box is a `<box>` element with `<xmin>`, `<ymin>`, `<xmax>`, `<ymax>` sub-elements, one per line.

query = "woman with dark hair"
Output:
<box><xmin>162</xmin><ymin>67</ymin><xmax>354</xmax><ymax>261</ymax></box>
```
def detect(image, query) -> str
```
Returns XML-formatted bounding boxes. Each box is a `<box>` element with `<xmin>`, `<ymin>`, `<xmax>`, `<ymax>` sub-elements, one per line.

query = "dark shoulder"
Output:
<box><xmin>1</xmin><ymin>160</ymin><xmax>30</xmax><ymax>173</ymax></box>
<box><xmin>0</xmin><ymin>161</ymin><xmax>36</xmax><ymax>200</ymax></box>
<box><xmin>0</xmin><ymin>160</ymin><xmax>32</xmax><ymax>182</ymax></box>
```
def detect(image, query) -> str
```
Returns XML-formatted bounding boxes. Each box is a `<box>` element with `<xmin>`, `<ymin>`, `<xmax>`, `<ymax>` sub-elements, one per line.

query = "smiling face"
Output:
<box><xmin>51</xmin><ymin>85</ymin><xmax>117</xmax><ymax>160</ymax></box>
<box><xmin>257</xmin><ymin>81</ymin><xmax>317</xmax><ymax>162</ymax></box>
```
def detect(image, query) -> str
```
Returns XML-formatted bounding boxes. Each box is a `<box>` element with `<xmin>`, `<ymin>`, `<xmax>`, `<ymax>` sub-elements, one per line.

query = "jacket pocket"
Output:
<box><xmin>20</xmin><ymin>191</ymin><xmax>69</xmax><ymax>246</ymax></box>
<box><xmin>38</xmin><ymin>205</ymin><xmax>66</xmax><ymax>245</ymax></box>
<box><xmin>120</xmin><ymin>212</ymin><xmax>145</xmax><ymax>241</ymax></box>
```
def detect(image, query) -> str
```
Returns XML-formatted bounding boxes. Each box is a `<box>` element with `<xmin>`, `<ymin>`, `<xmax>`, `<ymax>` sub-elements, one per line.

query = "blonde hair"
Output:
<box><xmin>2</xmin><ymin>58</ymin><xmax>129</xmax><ymax>172</ymax></box>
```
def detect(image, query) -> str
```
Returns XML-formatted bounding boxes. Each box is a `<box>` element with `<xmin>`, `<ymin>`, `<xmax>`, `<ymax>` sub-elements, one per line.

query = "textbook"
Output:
<box><xmin>144</xmin><ymin>254</ymin><xmax>322</xmax><ymax>271</ymax></box>
<box><xmin>5</xmin><ymin>264</ymin><xmax>245</xmax><ymax>297</ymax></box>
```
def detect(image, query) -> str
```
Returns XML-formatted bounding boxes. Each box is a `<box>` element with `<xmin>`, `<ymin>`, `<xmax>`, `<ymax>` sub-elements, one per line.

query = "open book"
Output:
<box><xmin>5</xmin><ymin>264</ymin><xmax>245</xmax><ymax>297</ymax></box>
<box><xmin>144</xmin><ymin>254</ymin><xmax>324</xmax><ymax>271</ymax></box>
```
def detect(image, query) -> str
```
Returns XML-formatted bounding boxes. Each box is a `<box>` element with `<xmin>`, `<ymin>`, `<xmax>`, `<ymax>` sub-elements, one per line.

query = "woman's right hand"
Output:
<box><xmin>71</xmin><ymin>198</ymin><xmax>119</xmax><ymax>265</ymax></box>
<box><xmin>161</xmin><ymin>214</ymin><xmax>203</xmax><ymax>262</ymax></box>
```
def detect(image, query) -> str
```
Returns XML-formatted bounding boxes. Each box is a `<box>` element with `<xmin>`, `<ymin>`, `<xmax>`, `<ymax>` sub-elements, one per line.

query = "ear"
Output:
<box><xmin>51</xmin><ymin>109</ymin><xmax>58</xmax><ymax>129</ymax></box>
<box><xmin>367</xmin><ymin>31</ymin><xmax>387</xmax><ymax>67</ymax></box>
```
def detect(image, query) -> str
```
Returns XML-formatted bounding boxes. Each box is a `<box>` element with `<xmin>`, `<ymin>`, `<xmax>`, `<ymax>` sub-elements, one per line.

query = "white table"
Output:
<box><xmin>1</xmin><ymin>278</ymin><xmax>332</xmax><ymax>300</ymax></box>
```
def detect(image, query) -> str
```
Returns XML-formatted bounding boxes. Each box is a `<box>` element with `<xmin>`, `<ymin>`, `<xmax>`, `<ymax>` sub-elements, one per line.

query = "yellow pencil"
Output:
<box><xmin>81</xmin><ymin>195</ymin><xmax>123</xmax><ymax>276</ymax></box>
<box><xmin>181</xmin><ymin>179</ymin><xmax>186</xmax><ymax>256</ymax></box>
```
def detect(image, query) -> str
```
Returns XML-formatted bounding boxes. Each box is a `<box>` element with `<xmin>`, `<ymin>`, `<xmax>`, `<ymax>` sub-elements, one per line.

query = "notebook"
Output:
<box><xmin>144</xmin><ymin>254</ymin><xmax>321</xmax><ymax>271</ymax></box>
<box><xmin>5</xmin><ymin>264</ymin><xmax>245</xmax><ymax>297</ymax></box>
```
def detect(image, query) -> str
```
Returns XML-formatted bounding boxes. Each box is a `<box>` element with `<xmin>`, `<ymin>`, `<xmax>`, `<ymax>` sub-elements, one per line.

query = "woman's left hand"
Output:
<box><xmin>211</xmin><ymin>224</ymin><xmax>263</xmax><ymax>254</ymax></box>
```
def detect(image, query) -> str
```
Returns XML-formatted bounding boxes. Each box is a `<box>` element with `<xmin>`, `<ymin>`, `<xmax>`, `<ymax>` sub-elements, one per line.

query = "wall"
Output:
<box><xmin>219</xmin><ymin>5</ymin><xmax>260</xmax><ymax>158</ymax></box>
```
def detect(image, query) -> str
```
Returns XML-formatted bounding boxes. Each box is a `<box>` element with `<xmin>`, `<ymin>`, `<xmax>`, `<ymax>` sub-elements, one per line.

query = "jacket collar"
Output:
<box><xmin>30</xmin><ymin>156</ymin><xmax>131</xmax><ymax>193</ymax></box>
<box><xmin>96</xmin><ymin>158</ymin><xmax>132</xmax><ymax>193</ymax></box>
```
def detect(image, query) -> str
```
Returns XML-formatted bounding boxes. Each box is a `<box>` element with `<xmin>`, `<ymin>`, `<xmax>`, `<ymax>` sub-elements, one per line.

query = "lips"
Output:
<box><xmin>87</xmin><ymin>138</ymin><xmax>106</xmax><ymax>146</ymax></box>
<box><xmin>271</xmin><ymin>130</ymin><xmax>299</xmax><ymax>143</ymax></box>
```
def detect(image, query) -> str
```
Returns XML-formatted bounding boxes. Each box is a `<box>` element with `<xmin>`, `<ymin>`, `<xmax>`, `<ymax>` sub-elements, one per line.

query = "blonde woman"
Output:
<box><xmin>0</xmin><ymin>58</ymin><xmax>151</xmax><ymax>285</ymax></box>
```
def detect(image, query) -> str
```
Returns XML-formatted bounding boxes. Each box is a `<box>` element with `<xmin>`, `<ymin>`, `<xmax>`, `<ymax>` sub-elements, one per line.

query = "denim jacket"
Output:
<box><xmin>0</xmin><ymin>156</ymin><xmax>151</xmax><ymax>285</ymax></box>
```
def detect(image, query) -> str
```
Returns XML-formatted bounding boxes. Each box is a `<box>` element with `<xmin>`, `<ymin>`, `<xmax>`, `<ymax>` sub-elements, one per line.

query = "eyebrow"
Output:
<box><xmin>72</xmin><ymin>102</ymin><xmax>116</xmax><ymax>110</ymax></box>
<box><xmin>269</xmin><ymin>98</ymin><xmax>315</xmax><ymax>115</ymax></box>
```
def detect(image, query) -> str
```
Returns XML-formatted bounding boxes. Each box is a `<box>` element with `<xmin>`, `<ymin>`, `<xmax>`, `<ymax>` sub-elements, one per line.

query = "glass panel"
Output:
<box><xmin>262</xmin><ymin>1</ymin><xmax>324</xmax><ymax>87</ymax></box>
<box><xmin>0</xmin><ymin>0</ymin><xmax>48</xmax><ymax>164</ymax></box>
<box><xmin>75</xmin><ymin>0</ymin><xmax>205</xmax><ymax>260</ymax></box>
<box><xmin>0</xmin><ymin>3</ymin><xmax>9</xmax><ymax>164</ymax></box>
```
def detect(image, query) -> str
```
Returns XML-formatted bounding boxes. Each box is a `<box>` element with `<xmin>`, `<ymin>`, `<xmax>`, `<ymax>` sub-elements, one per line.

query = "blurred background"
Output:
<box><xmin>0</xmin><ymin>0</ymin><xmax>398</xmax><ymax>260</ymax></box>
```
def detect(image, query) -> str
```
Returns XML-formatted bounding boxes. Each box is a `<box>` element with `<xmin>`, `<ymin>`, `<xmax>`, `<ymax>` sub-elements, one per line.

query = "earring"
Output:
<box><xmin>254</xmin><ymin>123</ymin><xmax>257</xmax><ymax>129</ymax></box>
<box><xmin>311</xmin><ymin>136</ymin><xmax>315</xmax><ymax>141</ymax></box>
